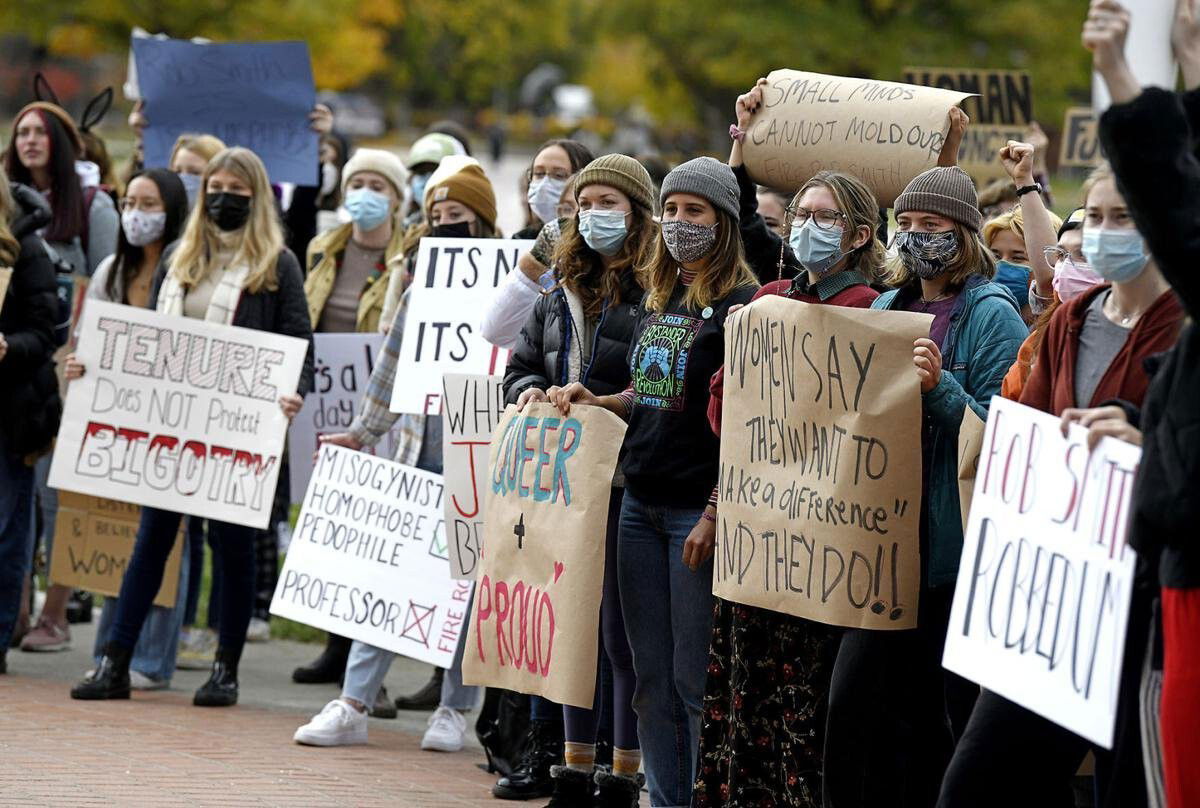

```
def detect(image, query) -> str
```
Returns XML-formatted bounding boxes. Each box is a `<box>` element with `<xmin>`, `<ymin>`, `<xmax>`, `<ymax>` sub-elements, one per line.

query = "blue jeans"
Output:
<box><xmin>617</xmin><ymin>492</ymin><xmax>713</xmax><ymax>808</ymax></box>
<box><xmin>93</xmin><ymin>540</ymin><xmax>190</xmax><ymax>681</ymax></box>
<box><xmin>0</xmin><ymin>451</ymin><xmax>35</xmax><ymax>650</ymax></box>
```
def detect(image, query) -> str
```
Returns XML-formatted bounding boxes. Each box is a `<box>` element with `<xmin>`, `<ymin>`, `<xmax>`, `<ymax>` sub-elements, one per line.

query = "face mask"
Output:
<box><xmin>894</xmin><ymin>230</ymin><xmax>959</xmax><ymax>279</ymax></box>
<box><xmin>578</xmin><ymin>209</ymin><xmax>629</xmax><ymax>256</ymax></box>
<box><xmin>319</xmin><ymin>162</ymin><xmax>339</xmax><ymax>197</ymax></box>
<box><xmin>527</xmin><ymin>176</ymin><xmax>567</xmax><ymax>225</ymax></box>
<box><xmin>410</xmin><ymin>174</ymin><xmax>430</xmax><ymax>206</ymax></box>
<box><xmin>177</xmin><ymin>173</ymin><xmax>202</xmax><ymax>208</ymax></box>
<box><xmin>1082</xmin><ymin>228</ymin><xmax>1149</xmax><ymax>283</ymax></box>
<box><xmin>661</xmin><ymin>219</ymin><xmax>718</xmax><ymax>264</ymax></box>
<box><xmin>431</xmin><ymin>220</ymin><xmax>473</xmax><ymax>239</ymax></box>
<box><xmin>789</xmin><ymin>219</ymin><xmax>845</xmax><ymax>276</ymax></box>
<box><xmin>993</xmin><ymin>260</ymin><xmax>1031</xmax><ymax>308</ymax></box>
<box><xmin>344</xmin><ymin>188</ymin><xmax>392</xmax><ymax>231</ymax></box>
<box><xmin>121</xmin><ymin>209</ymin><xmax>167</xmax><ymax>248</ymax></box>
<box><xmin>1052</xmin><ymin>257</ymin><xmax>1103</xmax><ymax>302</ymax></box>
<box><xmin>205</xmin><ymin>192</ymin><xmax>252</xmax><ymax>232</ymax></box>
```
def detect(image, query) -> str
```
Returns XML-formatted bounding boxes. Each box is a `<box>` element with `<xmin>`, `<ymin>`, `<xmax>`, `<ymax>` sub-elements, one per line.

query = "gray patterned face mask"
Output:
<box><xmin>661</xmin><ymin>219</ymin><xmax>718</xmax><ymax>264</ymax></box>
<box><xmin>894</xmin><ymin>230</ymin><xmax>959</xmax><ymax>279</ymax></box>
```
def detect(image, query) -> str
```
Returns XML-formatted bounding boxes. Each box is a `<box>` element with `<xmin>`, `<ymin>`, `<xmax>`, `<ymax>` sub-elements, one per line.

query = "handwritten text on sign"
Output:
<box><xmin>441</xmin><ymin>373</ymin><xmax>506</xmax><ymax>580</ymax></box>
<box><xmin>391</xmin><ymin>237</ymin><xmax>533</xmax><ymax>415</ymax></box>
<box><xmin>271</xmin><ymin>444</ymin><xmax>469</xmax><ymax>667</ymax></box>
<box><xmin>741</xmin><ymin>69</ymin><xmax>971</xmax><ymax>206</ymax></box>
<box><xmin>715</xmin><ymin>296</ymin><xmax>931</xmax><ymax>630</ymax></box>
<box><xmin>288</xmin><ymin>333</ymin><xmax>404</xmax><ymax>503</ymax></box>
<box><xmin>48</xmin><ymin>301</ymin><xmax>307</xmax><ymax>529</ymax></box>
<box><xmin>943</xmin><ymin>397</ymin><xmax>1139</xmax><ymax>749</ymax></box>
<box><xmin>463</xmin><ymin>403</ymin><xmax>626</xmax><ymax>708</ymax></box>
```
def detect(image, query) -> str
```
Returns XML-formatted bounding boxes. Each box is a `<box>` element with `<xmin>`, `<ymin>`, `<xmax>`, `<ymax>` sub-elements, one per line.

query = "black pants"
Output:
<box><xmin>111</xmin><ymin>507</ymin><xmax>255</xmax><ymax>657</ymax></box>
<box><xmin>937</xmin><ymin>589</ymin><xmax>1154</xmax><ymax>808</ymax></box>
<box><xmin>823</xmin><ymin>586</ymin><xmax>978</xmax><ymax>808</ymax></box>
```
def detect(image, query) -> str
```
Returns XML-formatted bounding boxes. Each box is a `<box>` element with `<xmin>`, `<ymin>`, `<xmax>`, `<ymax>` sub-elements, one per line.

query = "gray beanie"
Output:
<box><xmin>894</xmin><ymin>166</ymin><xmax>982</xmax><ymax>233</ymax></box>
<box><xmin>660</xmin><ymin>156</ymin><xmax>740</xmax><ymax>220</ymax></box>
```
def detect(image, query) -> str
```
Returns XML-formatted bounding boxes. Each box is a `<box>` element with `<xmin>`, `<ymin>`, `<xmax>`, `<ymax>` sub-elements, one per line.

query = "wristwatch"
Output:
<box><xmin>1015</xmin><ymin>183</ymin><xmax>1043</xmax><ymax>197</ymax></box>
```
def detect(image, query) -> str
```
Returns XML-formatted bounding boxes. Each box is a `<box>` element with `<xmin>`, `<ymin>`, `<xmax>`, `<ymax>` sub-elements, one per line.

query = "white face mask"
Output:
<box><xmin>121</xmin><ymin>209</ymin><xmax>167</xmax><ymax>247</ymax></box>
<box><xmin>527</xmin><ymin>175</ymin><xmax>567</xmax><ymax>224</ymax></box>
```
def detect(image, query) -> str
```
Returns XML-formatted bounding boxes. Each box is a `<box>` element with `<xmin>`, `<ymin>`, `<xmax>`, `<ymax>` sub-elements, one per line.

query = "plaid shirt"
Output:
<box><xmin>348</xmin><ymin>290</ymin><xmax>425</xmax><ymax>466</ymax></box>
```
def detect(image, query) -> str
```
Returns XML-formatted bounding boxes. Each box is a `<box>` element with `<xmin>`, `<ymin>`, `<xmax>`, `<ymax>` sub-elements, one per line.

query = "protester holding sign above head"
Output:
<box><xmin>169</xmin><ymin>134</ymin><xmax>226</xmax><ymax>209</ymax></box>
<box><xmin>549</xmin><ymin>156</ymin><xmax>759</xmax><ymax>807</ymax></box>
<box><xmin>0</xmin><ymin>166</ymin><xmax>60</xmax><ymax>675</ymax></box>
<box><xmin>502</xmin><ymin>153</ymin><xmax>656</xmax><ymax>807</ymax></box>
<box><xmin>696</xmin><ymin>170</ymin><xmax>883</xmax><ymax>807</ymax></box>
<box><xmin>817</xmin><ymin>166</ymin><xmax>1026</xmax><ymax>808</ymax></box>
<box><xmin>69</xmin><ymin>146</ymin><xmax>314</xmax><ymax>708</ymax></box>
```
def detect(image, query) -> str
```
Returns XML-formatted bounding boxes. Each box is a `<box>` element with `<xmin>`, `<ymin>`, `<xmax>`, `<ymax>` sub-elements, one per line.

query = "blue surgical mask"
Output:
<box><xmin>993</xmin><ymin>260</ymin><xmax>1032</xmax><ymax>308</ymax></box>
<box><xmin>177</xmin><ymin>172</ymin><xmax>202</xmax><ymax>208</ymax></box>
<box><xmin>527</xmin><ymin>176</ymin><xmax>567</xmax><ymax>225</ymax></box>
<box><xmin>578</xmin><ymin>209</ymin><xmax>629</xmax><ymax>256</ymax></box>
<box><xmin>1082</xmin><ymin>228</ymin><xmax>1149</xmax><ymax>283</ymax></box>
<box><xmin>410</xmin><ymin>174</ymin><xmax>430</xmax><ymax>207</ymax></box>
<box><xmin>344</xmin><ymin>188</ymin><xmax>392</xmax><ymax>231</ymax></box>
<box><xmin>789</xmin><ymin>219</ymin><xmax>845</xmax><ymax>276</ymax></box>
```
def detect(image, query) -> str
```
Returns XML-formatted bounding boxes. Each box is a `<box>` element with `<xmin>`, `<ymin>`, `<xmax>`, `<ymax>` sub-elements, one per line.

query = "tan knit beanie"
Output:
<box><xmin>574</xmin><ymin>154</ymin><xmax>655</xmax><ymax>211</ymax></box>
<box><xmin>424</xmin><ymin>156</ymin><xmax>497</xmax><ymax>230</ymax></box>
<box><xmin>894</xmin><ymin>166</ymin><xmax>982</xmax><ymax>233</ymax></box>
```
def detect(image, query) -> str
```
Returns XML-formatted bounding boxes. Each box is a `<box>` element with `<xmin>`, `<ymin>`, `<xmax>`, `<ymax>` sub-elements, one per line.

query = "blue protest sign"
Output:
<box><xmin>133</xmin><ymin>38</ymin><xmax>318</xmax><ymax>186</ymax></box>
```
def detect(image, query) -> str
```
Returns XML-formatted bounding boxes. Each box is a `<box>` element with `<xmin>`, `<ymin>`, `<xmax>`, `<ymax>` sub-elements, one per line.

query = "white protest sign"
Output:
<box><xmin>288</xmin><ymin>333</ymin><xmax>403</xmax><ymax>504</ymax></box>
<box><xmin>391</xmin><ymin>237</ymin><xmax>533</xmax><ymax>415</ymax></box>
<box><xmin>943</xmin><ymin>397</ymin><xmax>1140</xmax><ymax>749</ymax></box>
<box><xmin>48</xmin><ymin>300</ymin><xmax>307</xmax><ymax>529</ymax></box>
<box><xmin>271</xmin><ymin>443</ymin><xmax>470</xmax><ymax>667</ymax></box>
<box><xmin>1092</xmin><ymin>0</ymin><xmax>1177</xmax><ymax>113</ymax></box>
<box><xmin>441</xmin><ymin>373</ymin><xmax>506</xmax><ymax>580</ymax></box>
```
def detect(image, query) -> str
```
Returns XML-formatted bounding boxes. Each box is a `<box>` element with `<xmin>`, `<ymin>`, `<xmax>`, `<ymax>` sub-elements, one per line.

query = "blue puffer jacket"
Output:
<box><xmin>872</xmin><ymin>275</ymin><xmax>1027</xmax><ymax>587</ymax></box>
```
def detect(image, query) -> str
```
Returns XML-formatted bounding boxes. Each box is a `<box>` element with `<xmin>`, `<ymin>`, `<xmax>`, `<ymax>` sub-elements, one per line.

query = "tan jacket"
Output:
<box><xmin>304</xmin><ymin>221</ymin><xmax>407</xmax><ymax>333</ymax></box>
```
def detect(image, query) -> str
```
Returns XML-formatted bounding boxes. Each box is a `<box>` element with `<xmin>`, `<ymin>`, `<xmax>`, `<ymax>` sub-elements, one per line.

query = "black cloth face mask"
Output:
<box><xmin>205</xmin><ymin>192</ymin><xmax>253</xmax><ymax>232</ymax></box>
<box><xmin>430</xmin><ymin>220</ymin><xmax>473</xmax><ymax>238</ymax></box>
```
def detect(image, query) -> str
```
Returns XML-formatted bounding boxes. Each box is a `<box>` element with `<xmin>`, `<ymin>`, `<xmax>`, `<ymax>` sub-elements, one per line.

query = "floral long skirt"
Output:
<box><xmin>692</xmin><ymin>598</ymin><xmax>840</xmax><ymax>807</ymax></box>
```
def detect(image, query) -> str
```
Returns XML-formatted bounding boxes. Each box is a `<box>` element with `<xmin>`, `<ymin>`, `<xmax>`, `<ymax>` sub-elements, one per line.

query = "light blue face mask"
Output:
<box><xmin>1082</xmin><ymin>228</ymin><xmax>1150</xmax><ymax>283</ymax></box>
<box><xmin>177</xmin><ymin>172</ymin><xmax>202</xmax><ymax>208</ymax></box>
<box><xmin>993</xmin><ymin>260</ymin><xmax>1032</xmax><ymax>308</ymax></box>
<box><xmin>410</xmin><ymin>174</ymin><xmax>430</xmax><ymax>208</ymax></box>
<box><xmin>578</xmin><ymin>209</ymin><xmax>629</xmax><ymax>256</ymax></box>
<box><xmin>344</xmin><ymin>188</ymin><xmax>392</xmax><ymax>231</ymax></box>
<box><xmin>789</xmin><ymin>218</ymin><xmax>845</xmax><ymax>275</ymax></box>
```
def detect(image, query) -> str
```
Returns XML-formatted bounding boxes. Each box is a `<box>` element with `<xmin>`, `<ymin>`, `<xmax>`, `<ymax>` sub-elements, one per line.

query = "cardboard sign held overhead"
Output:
<box><xmin>943</xmin><ymin>397</ymin><xmax>1139</xmax><ymax>749</ymax></box>
<box><xmin>714</xmin><ymin>296</ymin><xmax>932</xmax><ymax>630</ymax></box>
<box><xmin>1060</xmin><ymin>107</ymin><xmax>1102</xmax><ymax>168</ymax></box>
<box><xmin>741</xmin><ymin>69</ymin><xmax>971</xmax><ymax>206</ymax></box>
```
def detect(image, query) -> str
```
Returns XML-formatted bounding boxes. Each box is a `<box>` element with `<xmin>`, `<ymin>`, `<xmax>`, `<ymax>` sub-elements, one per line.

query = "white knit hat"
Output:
<box><xmin>341</xmin><ymin>148</ymin><xmax>409</xmax><ymax>197</ymax></box>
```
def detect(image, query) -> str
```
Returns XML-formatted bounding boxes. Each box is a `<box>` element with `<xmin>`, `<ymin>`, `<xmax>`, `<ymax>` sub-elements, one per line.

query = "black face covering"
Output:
<box><xmin>430</xmin><ymin>220</ymin><xmax>473</xmax><ymax>239</ymax></box>
<box><xmin>205</xmin><ymin>192</ymin><xmax>253</xmax><ymax>232</ymax></box>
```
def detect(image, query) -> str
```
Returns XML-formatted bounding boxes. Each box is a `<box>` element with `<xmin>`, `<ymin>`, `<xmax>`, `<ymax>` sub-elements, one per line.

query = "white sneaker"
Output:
<box><xmin>177</xmin><ymin>628</ymin><xmax>216</xmax><ymax>670</ymax></box>
<box><xmin>293</xmin><ymin>700</ymin><xmax>368</xmax><ymax>747</ymax></box>
<box><xmin>246</xmin><ymin>618</ymin><xmax>271</xmax><ymax>643</ymax></box>
<box><xmin>130</xmin><ymin>671</ymin><xmax>169</xmax><ymax>691</ymax></box>
<box><xmin>420</xmin><ymin>706</ymin><xmax>466</xmax><ymax>752</ymax></box>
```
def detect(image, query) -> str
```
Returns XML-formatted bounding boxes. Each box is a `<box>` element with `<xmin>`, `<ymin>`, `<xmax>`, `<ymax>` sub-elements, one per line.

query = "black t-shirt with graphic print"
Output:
<box><xmin>621</xmin><ymin>282</ymin><xmax>759</xmax><ymax>508</ymax></box>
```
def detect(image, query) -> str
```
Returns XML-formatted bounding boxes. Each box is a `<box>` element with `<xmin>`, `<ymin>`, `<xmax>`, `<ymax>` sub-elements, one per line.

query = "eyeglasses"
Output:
<box><xmin>1043</xmin><ymin>246</ymin><xmax>1081</xmax><ymax>267</ymax></box>
<box><xmin>120</xmin><ymin>197</ymin><xmax>163</xmax><ymax>213</ymax></box>
<box><xmin>789</xmin><ymin>207</ymin><xmax>845</xmax><ymax>230</ymax></box>
<box><xmin>528</xmin><ymin>168</ymin><xmax>572</xmax><ymax>183</ymax></box>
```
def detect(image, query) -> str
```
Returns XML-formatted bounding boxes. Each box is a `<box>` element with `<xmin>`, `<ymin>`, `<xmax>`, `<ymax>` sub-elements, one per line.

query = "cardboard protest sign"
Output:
<box><xmin>740</xmin><ymin>69</ymin><xmax>971</xmax><ymax>206</ymax></box>
<box><xmin>903</xmin><ymin>68</ymin><xmax>1031</xmax><ymax>182</ymax></box>
<box><xmin>943</xmin><ymin>397</ymin><xmax>1140</xmax><ymax>749</ymax></box>
<box><xmin>958</xmin><ymin>406</ymin><xmax>987</xmax><ymax>533</ymax></box>
<box><xmin>441</xmin><ymin>373</ymin><xmax>506</xmax><ymax>580</ymax></box>
<box><xmin>287</xmin><ymin>333</ymin><xmax>404</xmax><ymax>504</ymax></box>
<box><xmin>0</xmin><ymin>267</ymin><xmax>11</xmax><ymax>314</ymax></box>
<box><xmin>271</xmin><ymin>443</ymin><xmax>469</xmax><ymax>667</ymax></box>
<box><xmin>391</xmin><ymin>237</ymin><xmax>533</xmax><ymax>414</ymax></box>
<box><xmin>132</xmin><ymin>38</ymin><xmax>318</xmax><ymax>185</ymax></box>
<box><xmin>1060</xmin><ymin>107</ymin><xmax>1102</xmax><ymax>168</ymax></box>
<box><xmin>463</xmin><ymin>403</ymin><xmax>626</xmax><ymax>708</ymax></box>
<box><xmin>48</xmin><ymin>300</ymin><xmax>308</xmax><ymax>529</ymax></box>
<box><xmin>714</xmin><ymin>296</ymin><xmax>931</xmax><ymax>630</ymax></box>
<box><xmin>50</xmin><ymin>492</ymin><xmax>183</xmax><ymax>608</ymax></box>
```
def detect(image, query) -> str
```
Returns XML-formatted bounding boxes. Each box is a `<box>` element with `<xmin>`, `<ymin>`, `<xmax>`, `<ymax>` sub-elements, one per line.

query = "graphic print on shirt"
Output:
<box><xmin>630</xmin><ymin>312</ymin><xmax>703</xmax><ymax>411</ymax></box>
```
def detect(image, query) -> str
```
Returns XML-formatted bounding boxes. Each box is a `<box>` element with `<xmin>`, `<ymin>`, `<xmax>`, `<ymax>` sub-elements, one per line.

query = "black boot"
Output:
<box><xmin>292</xmin><ymin>632</ymin><xmax>351</xmax><ymax>684</ymax></box>
<box><xmin>71</xmin><ymin>644</ymin><xmax>132</xmax><ymax>700</ymax></box>
<box><xmin>194</xmin><ymin>646</ymin><xmax>240</xmax><ymax>707</ymax></box>
<box><xmin>492</xmin><ymin>719</ymin><xmax>563</xmax><ymax>800</ymax></box>
<box><xmin>393</xmin><ymin>667</ymin><xmax>444</xmax><ymax>710</ymax></box>
<box><xmin>594</xmin><ymin>770</ymin><xmax>644</xmax><ymax>808</ymax></box>
<box><xmin>545</xmin><ymin>765</ymin><xmax>594</xmax><ymax>807</ymax></box>
<box><xmin>370</xmin><ymin>685</ymin><xmax>397</xmax><ymax>719</ymax></box>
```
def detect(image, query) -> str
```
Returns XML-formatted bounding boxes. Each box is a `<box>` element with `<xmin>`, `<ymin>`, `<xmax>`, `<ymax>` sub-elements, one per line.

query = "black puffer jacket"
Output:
<box><xmin>503</xmin><ymin>270</ymin><xmax>642</xmax><ymax>404</ymax></box>
<box><xmin>0</xmin><ymin>183</ymin><xmax>62</xmax><ymax>458</ymax></box>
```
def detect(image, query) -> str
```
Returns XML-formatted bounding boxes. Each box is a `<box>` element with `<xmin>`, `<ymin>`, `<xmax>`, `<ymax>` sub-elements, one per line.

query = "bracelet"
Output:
<box><xmin>701</xmin><ymin>511</ymin><xmax>716</xmax><ymax>523</ymax></box>
<box><xmin>1015</xmin><ymin>183</ymin><xmax>1042</xmax><ymax>197</ymax></box>
<box><xmin>729</xmin><ymin>124</ymin><xmax>747</xmax><ymax>142</ymax></box>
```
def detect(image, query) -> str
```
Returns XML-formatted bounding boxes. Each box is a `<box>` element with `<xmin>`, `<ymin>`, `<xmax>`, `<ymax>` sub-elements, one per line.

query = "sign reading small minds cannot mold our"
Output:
<box><xmin>48</xmin><ymin>300</ymin><xmax>307</xmax><ymax>530</ymax></box>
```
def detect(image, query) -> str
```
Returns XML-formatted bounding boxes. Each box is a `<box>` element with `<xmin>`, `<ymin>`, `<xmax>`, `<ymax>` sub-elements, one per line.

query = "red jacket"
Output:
<box><xmin>707</xmin><ymin>272</ymin><xmax>879</xmax><ymax>433</ymax></box>
<box><xmin>1019</xmin><ymin>283</ymin><xmax>1183</xmax><ymax>414</ymax></box>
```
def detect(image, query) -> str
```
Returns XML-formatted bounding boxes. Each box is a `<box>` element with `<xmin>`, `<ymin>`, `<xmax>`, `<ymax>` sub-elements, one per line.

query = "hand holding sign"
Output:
<box><xmin>1059</xmin><ymin>405</ymin><xmax>1143</xmax><ymax>449</ymax></box>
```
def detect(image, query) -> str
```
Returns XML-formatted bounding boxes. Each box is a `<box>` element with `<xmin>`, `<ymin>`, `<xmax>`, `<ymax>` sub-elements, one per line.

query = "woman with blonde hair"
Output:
<box><xmin>169</xmin><ymin>133</ymin><xmax>226</xmax><ymax>207</ymax></box>
<box><xmin>70</xmin><ymin>147</ymin><xmax>314</xmax><ymax>708</ymax></box>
